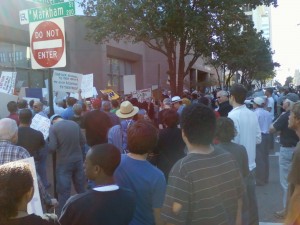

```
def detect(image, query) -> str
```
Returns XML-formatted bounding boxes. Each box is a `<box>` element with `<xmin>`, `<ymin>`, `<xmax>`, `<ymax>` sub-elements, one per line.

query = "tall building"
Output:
<box><xmin>244</xmin><ymin>5</ymin><xmax>273</xmax><ymax>47</ymax></box>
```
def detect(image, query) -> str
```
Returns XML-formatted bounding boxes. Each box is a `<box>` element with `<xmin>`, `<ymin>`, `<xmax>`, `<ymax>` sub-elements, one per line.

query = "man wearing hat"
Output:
<box><xmin>253</xmin><ymin>97</ymin><xmax>273</xmax><ymax>186</ymax></box>
<box><xmin>108</xmin><ymin>101</ymin><xmax>139</xmax><ymax>153</ymax></box>
<box><xmin>171</xmin><ymin>96</ymin><xmax>185</xmax><ymax>115</ymax></box>
<box><xmin>270</xmin><ymin>93</ymin><xmax>300</xmax><ymax>218</ymax></box>
<box><xmin>48</xmin><ymin>114</ymin><xmax>86</xmax><ymax>215</ymax></box>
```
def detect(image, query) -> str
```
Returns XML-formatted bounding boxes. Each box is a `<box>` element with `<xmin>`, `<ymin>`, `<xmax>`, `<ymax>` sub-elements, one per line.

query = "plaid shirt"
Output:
<box><xmin>0</xmin><ymin>140</ymin><xmax>30</xmax><ymax>164</ymax></box>
<box><xmin>0</xmin><ymin>140</ymin><xmax>52</xmax><ymax>205</ymax></box>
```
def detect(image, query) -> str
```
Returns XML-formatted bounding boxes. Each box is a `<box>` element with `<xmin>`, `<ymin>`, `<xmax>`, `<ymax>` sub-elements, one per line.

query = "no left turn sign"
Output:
<box><xmin>29</xmin><ymin>18</ymin><xmax>66</xmax><ymax>69</ymax></box>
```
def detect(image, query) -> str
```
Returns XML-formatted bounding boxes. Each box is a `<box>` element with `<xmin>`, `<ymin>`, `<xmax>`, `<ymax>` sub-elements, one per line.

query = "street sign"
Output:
<box><xmin>19</xmin><ymin>1</ymin><xmax>75</xmax><ymax>25</ymax></box>
<box><xmin>26</xmin><ymin>0</ymin><xmax>65</xmax><ymax>4</ymax></box>
<box><xmin>29</xmin><ymin>18</ymin><xmax>66</xmax><ymax>69</ymax></box>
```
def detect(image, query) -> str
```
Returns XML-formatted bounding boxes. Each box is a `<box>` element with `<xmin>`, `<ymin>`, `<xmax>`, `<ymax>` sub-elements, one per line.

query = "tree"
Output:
<box><xmin>80</xmin><ymin>0</ymin><xmax>277</xmax><ymax>95</ymax></box>
<box><xmin>207</xmin><ymin>25</ymin><xmax>279</xmax><ymax>90</ymax></box>
<box><xmin>284</xmin><ymin>76</ymin><xmax>293</xmax><ymax>87</ymax></box>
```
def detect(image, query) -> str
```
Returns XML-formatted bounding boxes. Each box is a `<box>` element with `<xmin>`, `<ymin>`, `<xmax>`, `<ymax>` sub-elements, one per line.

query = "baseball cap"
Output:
<box><xmin>50</xmin><ymin>114</ymin><xmax>62</xmax><ymax>123</ymax></box>
<box><xmin>284</xmin><ymin>93</ymin><xmax>299</xmax><ymax>102</ymax></box>
<box><xmin>252</xmin><ymin>97</ymin><xmax>265</xmax><ymax>106</ymax></box>
<box><xmin>171</xmin><ymin>96</ymin><xmax>182</xmax><ymax>104</ymax></box>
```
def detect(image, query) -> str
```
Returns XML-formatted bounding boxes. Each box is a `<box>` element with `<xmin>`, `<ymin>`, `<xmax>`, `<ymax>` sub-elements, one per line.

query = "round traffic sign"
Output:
<box><xmin>31</xmin><ymin>20</ymin><xmax>65</xmax><ymax>68</ymax></box>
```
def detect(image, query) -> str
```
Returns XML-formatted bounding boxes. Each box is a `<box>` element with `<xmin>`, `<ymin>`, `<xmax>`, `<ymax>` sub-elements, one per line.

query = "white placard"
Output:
<box><xmin>52</xmin><ymin>70</ymin><xmax>82</xmax><ymax>93</ymax></box>
<box><xmin>124</xmin><ymin>75</ymin><xmax>136</xmax><ymax>95</ymax></box>
<box><xmin>0</xmin><ymin>92</ymin><xmax>18</xmax><ymax>119</ymax></box>
<box><xmin>0</xmin><ymin>71</ymin><xmax>17</xmax><ymax>94</ymax></box>
<box><xmin>13</xmin><ymin>157</ymin><xmax>43</xmax><ymax>216</ymax></box>
<box><xmin>30</xmin><ymin>114</ymin><xmax>51</xmax><ymax>140</ymax></box>
<box><xmin>70</xmin><ymin>74</ymin><xmax>94</xmax><ymax>99</ymax></box>
<box><xmin>93</xmin><ymin>87</ymin><xmax>98</xmax><ymax>97</ymax></box>
<box><xmin>132</xmin><ymin>88</ymin><xmax>152</xmax><ymax>102</ymax></box>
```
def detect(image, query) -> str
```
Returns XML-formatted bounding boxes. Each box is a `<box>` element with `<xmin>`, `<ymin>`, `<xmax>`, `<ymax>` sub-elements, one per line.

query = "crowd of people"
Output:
<box><xmin>0</xmin><ymin>84</ymin><xmax>300</xmax><ymax>225</ymax></box>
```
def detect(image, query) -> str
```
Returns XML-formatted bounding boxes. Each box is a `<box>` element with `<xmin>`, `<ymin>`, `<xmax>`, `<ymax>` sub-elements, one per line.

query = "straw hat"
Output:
<box><xmin>116</xmin><ymin>101</ymin><xmax>139</xmax><ymax>119</ymax></box>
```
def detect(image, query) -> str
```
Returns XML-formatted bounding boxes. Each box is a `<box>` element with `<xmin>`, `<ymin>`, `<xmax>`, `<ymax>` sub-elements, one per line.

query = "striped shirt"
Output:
<box><xmin>161</xmin><ymin>147</ymin><xmax>244</xmax><ymax>225</ymax></box>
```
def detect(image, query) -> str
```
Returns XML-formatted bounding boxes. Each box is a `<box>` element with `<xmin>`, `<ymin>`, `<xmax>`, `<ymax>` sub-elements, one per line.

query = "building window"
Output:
<box><xmin>107</xmin><ymin>57</ymin><xmax>133</xmax><ymax>92</ymax></box>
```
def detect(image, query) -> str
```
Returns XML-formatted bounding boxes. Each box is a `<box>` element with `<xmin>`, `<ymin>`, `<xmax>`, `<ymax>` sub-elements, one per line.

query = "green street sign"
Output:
<box><xmin>26</xmin><ymin>0</ymin><xmax>65</xmax><ymax>5</ymax></box>
<box><xmin>19</xmin><ymin>1</ymin><xmax>75</xmax><ymax>25</ymax></box>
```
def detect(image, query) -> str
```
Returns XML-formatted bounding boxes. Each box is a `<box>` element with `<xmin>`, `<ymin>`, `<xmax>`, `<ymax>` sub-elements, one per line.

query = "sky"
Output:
<box><xmin>271</xmin><ymin>0</ymin><xmax>300</xmax><ymax>84</ymax></box>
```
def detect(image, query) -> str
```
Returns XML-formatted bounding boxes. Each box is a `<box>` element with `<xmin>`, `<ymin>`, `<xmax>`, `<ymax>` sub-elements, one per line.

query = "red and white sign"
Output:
<box><xmin>29</xmin><ymin>18</ymin><xmax>66</xmax><ymax>69</ymax></box>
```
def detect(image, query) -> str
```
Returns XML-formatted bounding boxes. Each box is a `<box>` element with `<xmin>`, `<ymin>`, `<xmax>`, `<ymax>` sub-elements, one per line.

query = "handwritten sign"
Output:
<box><xmin>132</xmin><ymin>88</ymin><xmax>152</xmax><ymax>102</ymax></box>
<box><xmin>0</xmin><ymin>71</ymin><xmax>17</xmax><ymax>94</ymax></box>
<box><xmin>15</xmin><ymin>157</ymin><xmax>43</xmax><ymax>216</ymax></box>
<box><xmin>101</xmin><ymin>89</ymin><xmax>120</xmax><ymax>100</ymax></box>
<box><xmin>30</xmin><ymin>114</ymin><xmax>51</xmax><ymax>140</ymax></box>
<box><xmin>52</xmin><ymin>70</ymin><xmax>82</xmax><ymax>93</ymax></box>
<box><xmin>70</xmin><ymin>74</ymin><xmax>94</xmax><ymax>99</ymax></box>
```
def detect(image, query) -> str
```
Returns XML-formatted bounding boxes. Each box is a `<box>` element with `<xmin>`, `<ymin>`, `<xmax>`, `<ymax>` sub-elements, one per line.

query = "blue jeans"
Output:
<box><xmin>56</xmin><ymin>160</ymin><xmax>85</xmax><ymax>214</ymax></box>
<box><xmin>35</xmin><ymin>145</ymin><xmax>50</xmax><ymax>187</ymax></box>
<box><xmin>279</xmin><ymin>146</ymin><xmax>295</xmax><ymax>208</ymax></box>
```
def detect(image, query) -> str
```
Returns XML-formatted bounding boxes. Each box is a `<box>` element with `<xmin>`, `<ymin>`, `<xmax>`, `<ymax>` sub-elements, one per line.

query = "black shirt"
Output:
<box><xmin>273</xmin><ymin>111</ymin><xmax>299</xmax><ymax>147</ymax></box>
<box><xmin>217</xmin><ymin>101</ymin><xmax>233</xmax><ymax>117</ymax></box>
<box><xmin>17</xmin><ymin>127</ymin><xmax>45</xmax><ymax>161</ymax></box>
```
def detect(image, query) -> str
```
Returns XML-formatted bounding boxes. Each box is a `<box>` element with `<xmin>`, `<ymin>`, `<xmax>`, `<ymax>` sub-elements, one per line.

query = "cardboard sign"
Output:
<box><xmin>52</xmin><ymin>70</ymin><xmax>82</xmax><ymax>93</ymax></box>
<box><xmin>0</xmin><ymin>92</ymin><xmax>18</xmax><ymax>119</ymax></box>
<box><xmin>123</xmin><ymin>75</ymin><xmax>136</xmax><ymax>95</ymax></box>
<box><xmin>13</xmin><ymin>157</ymin><xmax>43</xmax><ymax>216</ymax></box>
<box><xmin>70</xmin><ymin>74</ymin><xmax>94</xmax><ymax>99</ymax></box>
<box><xmin>132</xmin><ymin>88</ymin><xmax>152</xmax><ymax>102</ymax></box>
<box><xmin>30</xmin><ymin>114</ymin><xmax>51</xmax><ymax>140</ymax></box>
<box><xmin>101</xmin><ymin>89</ymin><xmax>119</xmax><ymax>100</ymax></box>
<box><xmin>0</xmin><ymin>71</ymin><xmax>17</xmax><ymax>94</ymax></box>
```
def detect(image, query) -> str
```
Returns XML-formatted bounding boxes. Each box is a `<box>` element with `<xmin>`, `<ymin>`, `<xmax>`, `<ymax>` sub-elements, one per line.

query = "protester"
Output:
<box><xmin>48</xmin><ymin>114</ymin><xmax>86</xmax><ymax>215</ymax></box>
<box><xmin>59</xmin><ymin>144</ymin><xmax>136</xmax><ymax>225</ymax></box>
<box><xmin>158</xmin><ymin>98</ymin><xmax>171</xmax><ymax>129</ymax></box>
<box><xmin>102</xmin><ymin>101</ymin><xmax>120</xmax><ymax>126</ymax></box>
<box><xmin>252</xmin><ymin>97</ymin><xmax>273</xmax><ymax>186</ymax></box>
<box><xmin>61</xmin><ymin>97</ymin><xmax>77</xmax><ymax>119</ymax></box>
<box><xmin>171</xmin><ymin>96</ymin><xmax>185</xmax><ymax>115</ymax></box>
<box><xmin>0</xmin><ymin>161</ymin><xmax>59</xmax><ymax>225</ymax></box>
<box><xmin>110</xmin><ymin>99</ymin><xmax>119</xmax><ymax>114</ymax></box>
<box><xmin>284</xmin><ymin>102</ymin><xmax>300</xmax><ymax>225</ymax></box>
<box><xmin>215</xmin><ymin>117</ymin><xmax>250</xmax><ymax>224</ymax></box>
<box><xmin>161</xmin><ymin>104</ymin><xmax>244</xmax><ymax>225</ymax></box>
<box><xmin>216</xmin><ymin>90</ymin><xmax>232</xmax><ymax>116</ymax></box>
<box><xmin>17</xmin><ymin>109</ymin><xmax>48</xmax><ymax>187</ymax></box>
<box><xmin>0</xmin><ymin>118</ymin><xmax>56</xmax><ymax>209</ymax></box>
<box><xmin>108</xmin><ymin>101</ymin><xmax>139</xmax><ymax>153</ymax></box>
<box><xmin>270</xmin><ymin>93</ymin><xmax>300</xmax><ymax>219</ymax></box>
<box><xmin>7</xmin><ymin>101</ymin><xmax>19</xmax><ymax>125</ymax></box>
<box><xmin>71</xmin><ymin>104</ymin><xmax>84</xmax><ymax>128</ymax></box>
<box><xmin>82</xmin><ymin>110</ymin><xmax>112</xmax><ymax>147</ymax></box>
<box><xmin>228</xmin><ymin>83</ymin><xmax>261</xmax><ymax>225</ymax></box>
<box><xmin>114</xmin><ymin>120</ymin><xmax>166</xmax><ymax>225</ymax></box>
<box><xmin>33</xmin><ymin>101</ymin><xmax>48</xmax><ymax>118</ymax></box>
<box><xmin>154</xmin><ymin>109</ymin><xmax>185</xmax><ymax>179</ymax></box>
<box><xmin>17</xmin><ymin>99</ymin><xmax>28</xmax><ymax>111</ymax></box>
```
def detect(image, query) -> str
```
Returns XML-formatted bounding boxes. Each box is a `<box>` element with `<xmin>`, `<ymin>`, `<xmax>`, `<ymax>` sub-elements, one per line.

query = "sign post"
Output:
<box><xmin>29</xmin><ymin>18</ymin><xmax>66</xmax><ymax>69</ymax></box>
<box><xmin>20</xmin><ymin>1</ymin><xmax>75</xmax><ymax>25</ymax></box>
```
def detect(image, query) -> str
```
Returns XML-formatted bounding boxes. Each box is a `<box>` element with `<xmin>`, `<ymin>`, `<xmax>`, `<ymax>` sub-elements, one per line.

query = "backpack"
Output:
<box><xmin>120</xmin><ymin>119</ymin><xmax>134</xmax><ymax>154</ymax></box>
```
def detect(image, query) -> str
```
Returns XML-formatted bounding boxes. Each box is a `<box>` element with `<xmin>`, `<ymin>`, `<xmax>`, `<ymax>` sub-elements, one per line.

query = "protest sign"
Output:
<box><xmin>100</xmin><ymin>89</ymin><xmax>119</xmax><ymax>100</ymax></box>
<box><xmin>14</xmin><ymin>157</ymin><xmax>43</xmax><ymax>216</ymax></box>
<box><xmin>132</xmin><ymin>88</ymin><xmax>152</xmax><ymax>102</ymax></box>
<box><xmin>30</xmin><ymin>114</ymin><xmax>51</xmax><ymax>140</ymax></box>
<box><xmin>0</xmin><ymin>71</ymin><xmax>17</xmax><ymax>94</ymax></box>
<box><xmin>52</xmin><ymin>70</ymin><xmax>82</xmax><ymax>93</ymax></box>
<box><xmin>0</xmin><ymin>92</ymin><xmax>18</xmax><ymax>119</ymax></box>
<box><xmin>123</xmin><ymin>75</ymin><xmax>136</xmax><ymax>95</ymax></box>
<box><xmin>70</xmin><ymin>74</ymin><xmax>94</xmax><ymax>99</ymax></box>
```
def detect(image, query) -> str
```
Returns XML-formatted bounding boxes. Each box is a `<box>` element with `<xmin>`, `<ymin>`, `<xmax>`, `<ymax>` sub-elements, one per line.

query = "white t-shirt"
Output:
<box><xmin>267</xmin><ymin>96</ymin><xmax>275</xmax><ymax>120</ymax></box>
<box><xmin>228</xmin><ymin>105</ymin><xmax>261</xmax><ymax>171</ymax></box>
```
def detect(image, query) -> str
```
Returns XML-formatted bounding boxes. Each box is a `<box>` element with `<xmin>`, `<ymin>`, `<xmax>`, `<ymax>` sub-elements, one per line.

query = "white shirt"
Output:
<box><xmin>254</xmin><ymin>108</ymin><xmax>273</xmax><ymax>134</ymax></box>
<box><xmin>228</xmin><ymin>105</ymin><xmax>261</xmax><ymax>171</ymax></box>
<box><xmin>267</xmin><ymin>96</ymin><xmax>275</xmax><ymax>120</ymax></box>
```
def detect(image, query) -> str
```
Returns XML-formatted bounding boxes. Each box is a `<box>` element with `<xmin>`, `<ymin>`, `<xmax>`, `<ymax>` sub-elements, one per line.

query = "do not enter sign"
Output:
<box><xmin>29</xmin><ymin>18</ymin><xmax>66</xmax><ymax>69</ymax></box>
